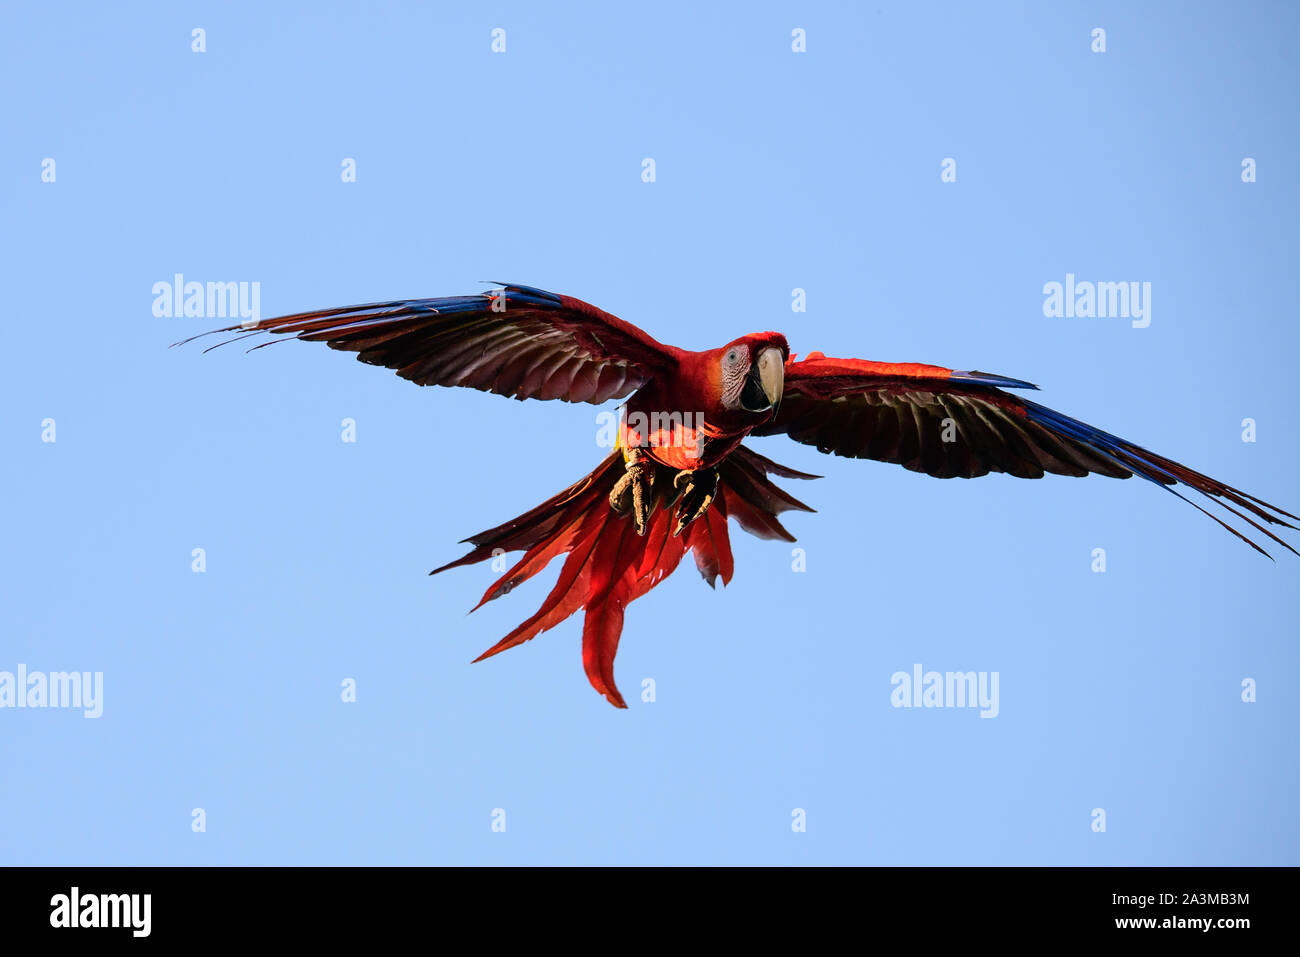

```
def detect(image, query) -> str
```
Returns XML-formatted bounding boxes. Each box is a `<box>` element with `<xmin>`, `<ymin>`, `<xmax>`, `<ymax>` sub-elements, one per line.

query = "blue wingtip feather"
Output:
<box><xmin>951</xmin><ymin>370</ymin><xmax>1040</xmax><ymax>391</ymax></box>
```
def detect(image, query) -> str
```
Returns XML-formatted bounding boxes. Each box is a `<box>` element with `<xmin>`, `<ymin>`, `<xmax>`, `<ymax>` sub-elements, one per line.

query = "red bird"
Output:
<box><xmin>182</xmin><ymin>283</ymin><xmax>1297</xmax><ymax>708</ymax></box>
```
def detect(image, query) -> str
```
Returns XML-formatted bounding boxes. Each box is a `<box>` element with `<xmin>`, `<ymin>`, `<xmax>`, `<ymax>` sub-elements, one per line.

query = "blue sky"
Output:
<box><xmin>2</xmin><ymin>1</ymin><xmax>1296</xmax><ymax>865</ymax></box>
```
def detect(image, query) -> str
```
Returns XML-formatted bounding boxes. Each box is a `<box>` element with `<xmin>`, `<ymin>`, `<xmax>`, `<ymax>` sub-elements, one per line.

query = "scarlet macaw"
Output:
<box><xmin>181</xmin><ymin>283</ymin><xmax>1297</xmax><ymax>708</ymax></box>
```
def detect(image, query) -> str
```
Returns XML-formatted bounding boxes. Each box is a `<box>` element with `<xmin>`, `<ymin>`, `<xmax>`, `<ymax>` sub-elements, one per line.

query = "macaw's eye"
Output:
<box><xmin>726</xmin><ymin>349</ymin><xmax>739</xmax><ymax>364</ymax></box>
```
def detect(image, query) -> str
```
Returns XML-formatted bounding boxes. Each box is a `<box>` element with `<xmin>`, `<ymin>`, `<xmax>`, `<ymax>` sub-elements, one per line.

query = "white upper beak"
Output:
<box><xmin>756</xmin><ymin>347</ymin><xmax>785</xmax><ymax>409</ymax></box>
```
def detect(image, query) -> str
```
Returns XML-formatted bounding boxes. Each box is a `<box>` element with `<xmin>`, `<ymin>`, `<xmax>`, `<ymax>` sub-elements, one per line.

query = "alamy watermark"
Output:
<box><xmin>0</xmin><ymin>665</ymin><xmax>103</xmax><ymax>718</ymax></box>
<box><xmin>1042</xmin><ymin>273</ymin><xmax>1151</xmax><ymax>328</ymax></box>
<box><xmin>152</xmin><ymin>274</ymin><xmax>261</xmax><ymax>326</ymax></box>
<box><xmin>890</xmin><ymin>664</ymin><xmax>999</xmax><ymax>718</ymax></box>
<box><xmin>595</xmin><ymin>407</ymin><xmax>706</xmax><ymax>459</ymax></box>
<box><xmin>50</xmin><ymin>887</ymin><xmax>150</xmax><ymax>937</ymax></box>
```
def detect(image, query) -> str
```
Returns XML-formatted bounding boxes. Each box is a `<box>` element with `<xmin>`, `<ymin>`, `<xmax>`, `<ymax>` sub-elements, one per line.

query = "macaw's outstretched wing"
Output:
<box><xmin>174</xmin><ymin>283</ymin><xmax>681</xmax><ymax>404</ymax></box>
<box><xmin>752</xmin><ymin>352</ymin><xmax>1298</xmax><ymax>558</ymax></box>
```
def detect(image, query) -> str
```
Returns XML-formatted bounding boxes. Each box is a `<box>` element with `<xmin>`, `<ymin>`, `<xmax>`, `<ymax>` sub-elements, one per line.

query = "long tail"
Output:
<box><xmin>431</xmin><ymin>447</ymin><xmax>818</xmax><ymax>708</ymax></box>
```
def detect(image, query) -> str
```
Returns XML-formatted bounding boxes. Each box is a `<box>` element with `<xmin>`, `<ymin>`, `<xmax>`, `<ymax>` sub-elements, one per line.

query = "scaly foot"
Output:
<box><xmin>609</xmin><ymin>448</ymin><xmax>654</xmax><ymax>535</ymax></box>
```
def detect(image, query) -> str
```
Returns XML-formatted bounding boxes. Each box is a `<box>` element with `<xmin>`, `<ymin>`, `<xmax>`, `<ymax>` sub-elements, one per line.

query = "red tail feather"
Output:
<box><xmin>432</xmin><ymin>447</ymin><xmax>816</xmax><ymax>707</ymax></box>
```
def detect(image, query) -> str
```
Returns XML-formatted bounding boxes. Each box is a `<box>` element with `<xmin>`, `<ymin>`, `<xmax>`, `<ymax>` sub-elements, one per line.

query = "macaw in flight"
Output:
<box><xmin>180</xmin><ymin>283</ymin><xmax>1296</xmax><ymax>708</ymax></box>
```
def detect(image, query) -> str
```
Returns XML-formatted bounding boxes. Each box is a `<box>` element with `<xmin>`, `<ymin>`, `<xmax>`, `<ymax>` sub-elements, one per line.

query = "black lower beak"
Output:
<box><xmin>738</xmin><ymin>367</ymin><xmax>771</xmax><ymax>412</ymax></box>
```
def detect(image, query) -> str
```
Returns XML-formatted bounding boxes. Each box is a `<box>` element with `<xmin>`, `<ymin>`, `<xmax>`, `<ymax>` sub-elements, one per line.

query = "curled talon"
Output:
<box><xmin>672</xmin><ymin>467</ymin><xmax>718</xmax><ymax>537</ymax></box>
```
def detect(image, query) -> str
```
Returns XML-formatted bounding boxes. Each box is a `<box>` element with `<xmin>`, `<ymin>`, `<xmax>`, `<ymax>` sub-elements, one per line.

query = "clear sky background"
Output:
<box><xmin>2</xmin><ymin>1</ymin><xmax>1296</xmax><ymax>865</ymax></box>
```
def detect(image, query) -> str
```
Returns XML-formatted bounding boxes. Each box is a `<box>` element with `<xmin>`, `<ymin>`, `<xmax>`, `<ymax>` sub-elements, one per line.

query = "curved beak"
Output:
<box><xmin>737</xmin><ymin>346</ymin><xmax>787</xmax><ymax>413</ymax></box>
<box><xmin>756</xmin><ymin>346</ymin><xmax>785</xmax><ymax>409</ymax></box>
